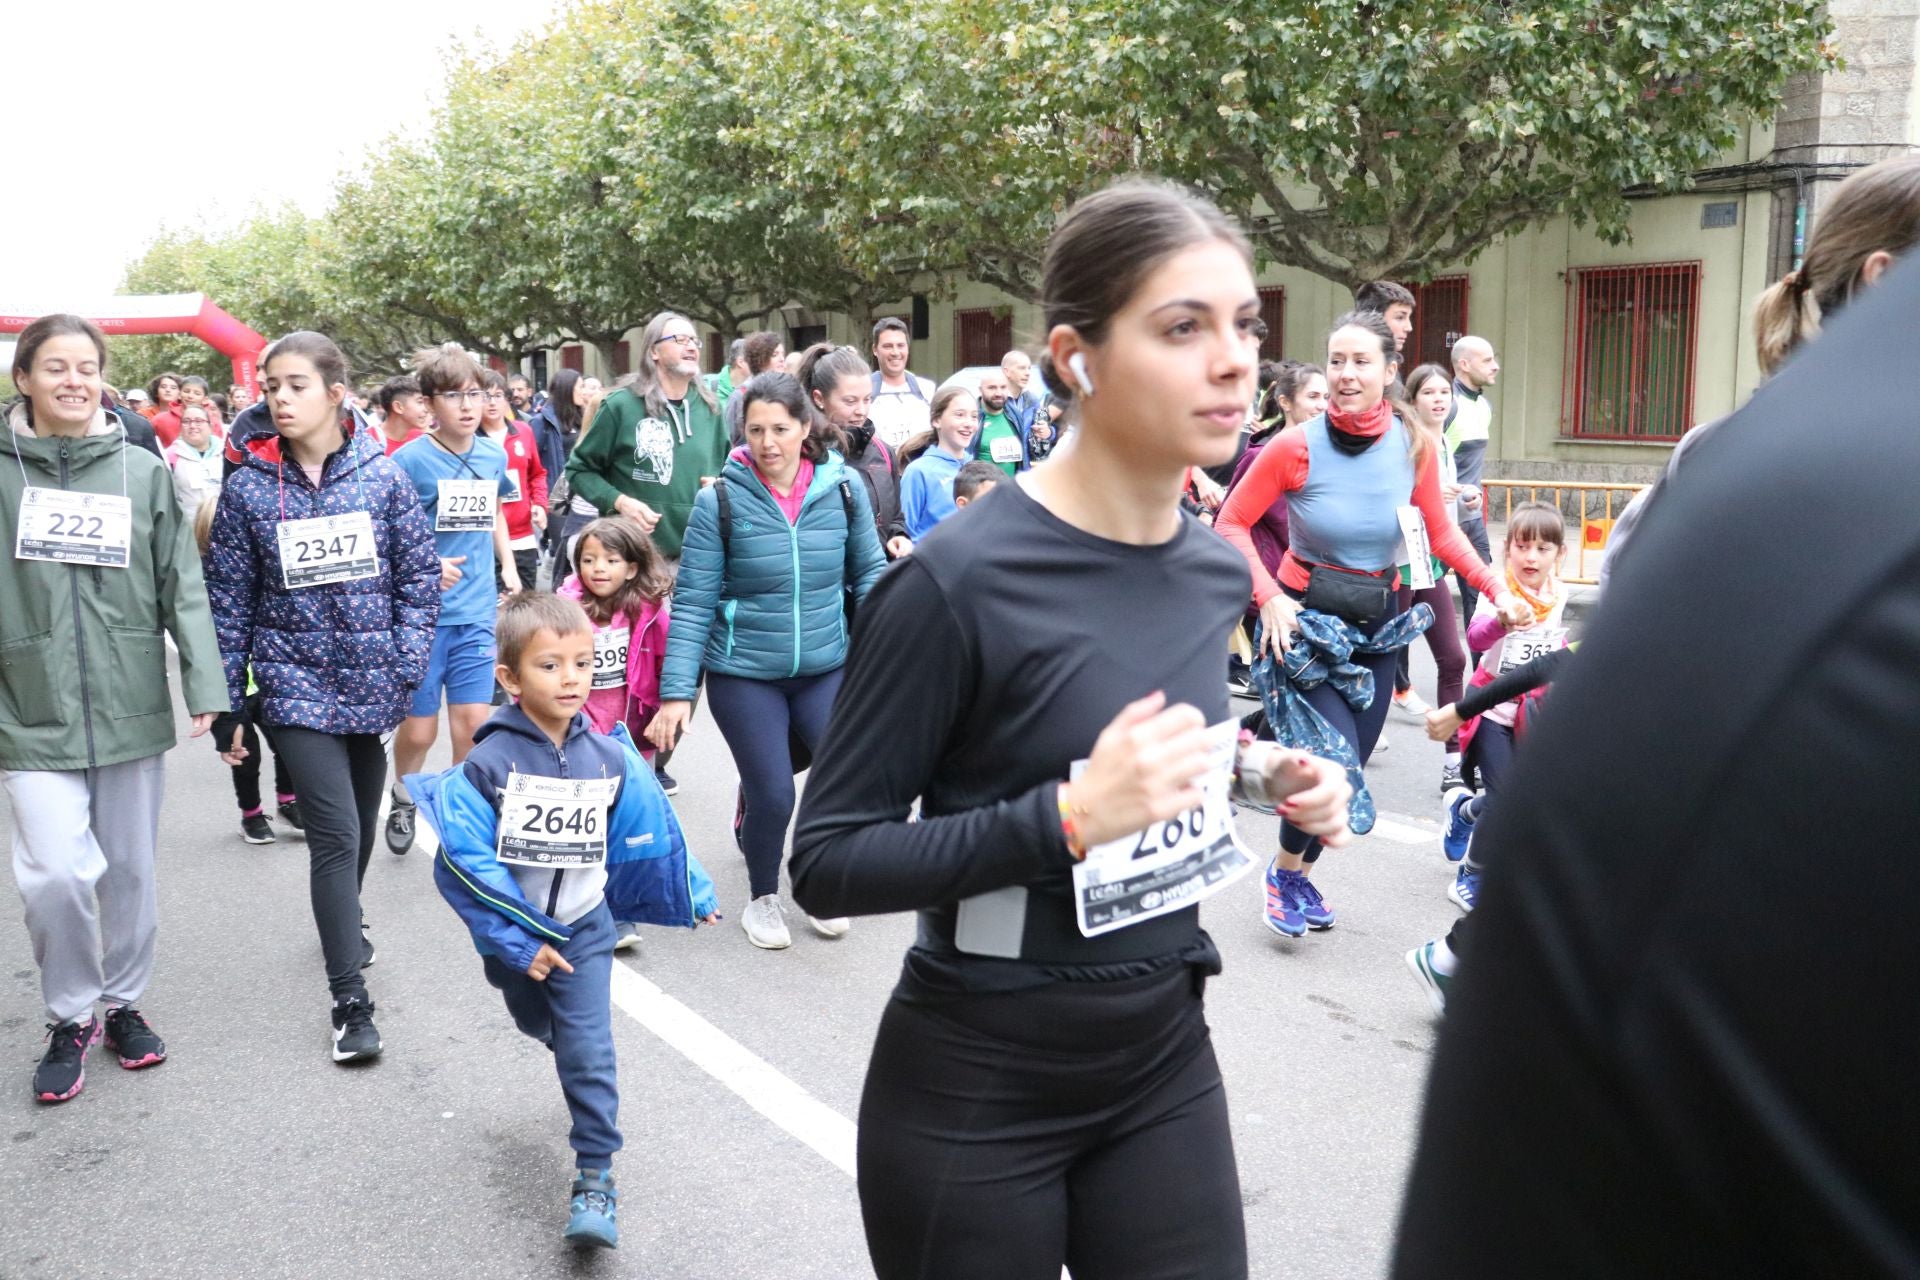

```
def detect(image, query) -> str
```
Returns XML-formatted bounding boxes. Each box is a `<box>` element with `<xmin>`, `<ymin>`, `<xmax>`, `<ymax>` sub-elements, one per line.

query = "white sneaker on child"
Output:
<box><xmin>806</xmin><ymin>915</ymin><xmax>851</xmax><ymax>939</ymax></box>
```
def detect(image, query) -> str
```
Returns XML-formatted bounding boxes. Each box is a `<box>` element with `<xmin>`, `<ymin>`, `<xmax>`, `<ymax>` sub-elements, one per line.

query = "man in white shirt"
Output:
<box><xmin>867</xmin><ymin>316</ymin><xmax>935</xmax><ymax>448</ymax></box>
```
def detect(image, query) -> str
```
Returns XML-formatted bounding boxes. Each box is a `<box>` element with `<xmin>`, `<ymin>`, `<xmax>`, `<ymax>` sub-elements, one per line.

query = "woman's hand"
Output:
<box><xmin>1257</xmin><ymin>594</ymin><xmax>1301</xmax><ymax>658</ymax></box>
<box><xmin>1426</xmin><ymin>705</ymin><xmax>1464</xmax><ymax>743</ymax></box>
<box><xmin>886</xmin><ymin>535</ymin><xmax>914</xmax><ymax>559</ymax></box>
<box><xmin>1063</xmin><ymin>692</ymin><xmax>1214</xmax><ymax>849</ymax></box>
<box><xmin>1189</xmin><ymin>470</ymin><xmax>1225</xmax><ymax>511</ymax></box>
<box><xmin>1264</xmin><ymin>751</ymin><xmax>1353</xmax><ymax>847</ymax></box>
<box><xmin>647</xmin><ymin>700</ymin><xmax>693</xmax><ymax>753</ymax></box>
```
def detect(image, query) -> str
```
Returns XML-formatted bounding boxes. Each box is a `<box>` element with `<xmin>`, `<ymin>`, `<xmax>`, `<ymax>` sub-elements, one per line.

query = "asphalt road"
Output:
<box><xmin>0</xmin><ymin>643</ymin><xmax>1470</xmax><ymax>1280</ymax></box>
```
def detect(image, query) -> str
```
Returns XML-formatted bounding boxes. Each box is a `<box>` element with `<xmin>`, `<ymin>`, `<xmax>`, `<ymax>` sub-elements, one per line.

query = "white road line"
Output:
<box><xmin>607</xmin><ymin>964</ymin><xmax>859</xmax><ymax>1176</ymax></box>
<box><xmin>1368</xmin><ymin>815</ymin><xmax>1438</xmax><ymax>846</ymax></box>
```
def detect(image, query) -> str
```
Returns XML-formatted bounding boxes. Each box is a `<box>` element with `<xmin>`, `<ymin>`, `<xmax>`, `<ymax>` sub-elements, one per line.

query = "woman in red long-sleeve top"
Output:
<box><xmin>1214</xmin><ymin>311</ymin><xmax>1523</xmax><ymax>937</ymax></box>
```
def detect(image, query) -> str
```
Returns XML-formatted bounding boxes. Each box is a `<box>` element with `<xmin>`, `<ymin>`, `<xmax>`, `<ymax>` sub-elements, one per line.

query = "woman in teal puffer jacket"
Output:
<box><xmin>649</xmin><ymin>372</ymin><xmax>885</xmax><ymax>950</ymax></box>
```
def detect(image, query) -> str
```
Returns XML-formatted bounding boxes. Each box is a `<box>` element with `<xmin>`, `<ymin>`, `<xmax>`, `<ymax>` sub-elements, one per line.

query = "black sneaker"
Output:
<box><xmin>241</xmin><ymin>814</ymin><xmax>275</xmax><ymax>845</ymax></box>
<box><xmin>732</xmin><ymin>785</ymin><xmax>745</xmax><ymax>854</ymax></box>
<box><xmin>330</xmin><ymin>998</ymin><xmax>382</xmax><ymax>1063</ymax></box>
<box><xmin>33</xmin><ymin>1016</ymin><xmax>100</xmax><ymax>1103</ymax></box>
<box><xmin>278</xmin><ymin>799</ymin><xmax>305</xmax><ymax>832</ymax></box>
<box><xmin>103</xmin><ymin>1005</ymin><xmax>167</xmax><ymax>1069</ymax></box>
<box><xmin>1439</xmin><ymin>761</ymin><xmax>1465</xmax><ymax>794</ymax></box>
<box><xmin>385</xmin><ymin>801</ymin><xmax>415</xmax><ymax>856</ymax></box>
<box><xmin>361</xmin><ymin>923</ymin><xmax>377</xmax><ymax>969</ymax></box>
<box><xmin>654</xmin><ymin>767</ymin><xmax>678</xmax><ymax>797</ymax></box>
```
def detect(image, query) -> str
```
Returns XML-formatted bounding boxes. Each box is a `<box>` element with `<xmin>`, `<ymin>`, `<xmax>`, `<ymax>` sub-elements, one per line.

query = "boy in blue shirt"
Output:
<box><xmin>385</xmin><ymin>343</ymin><xmax>520</xmax><ymax>853</ymax></box>
<box><xmin>406</xmin><ymin>592</ymin><xmax>719</xmax><ymax>1249</ymax></box>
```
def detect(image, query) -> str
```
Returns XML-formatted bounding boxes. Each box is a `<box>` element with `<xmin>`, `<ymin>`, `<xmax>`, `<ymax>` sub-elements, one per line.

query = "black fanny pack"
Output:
<box><xmin>1301</xmin><ymin>562</ymin><xmax>1393</xmax><ymax>628</ymax></box>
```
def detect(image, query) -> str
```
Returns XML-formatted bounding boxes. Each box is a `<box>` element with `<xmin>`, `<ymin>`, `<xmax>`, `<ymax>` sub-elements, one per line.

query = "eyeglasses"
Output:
<box><xmin>485</xmin><ymin>390</ymin><xmax>508</xmax><ymax>401</ymax></box>
<box><xmin>655</xmin><ymin>334</ymin><xmax>700</xmax><ymax>348</ymax></box>
<box><xmin>433</xmin><ymin>389</ymin><xmax>489</xmax><ymax>404</ymax></box>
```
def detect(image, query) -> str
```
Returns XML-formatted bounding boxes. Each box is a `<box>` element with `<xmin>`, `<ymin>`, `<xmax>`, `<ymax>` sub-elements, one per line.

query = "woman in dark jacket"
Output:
<box><xmin>796</xmin><ymin>343</ymin><xmax>912</xmax><ymax>558</ymax></box>
<box><xmin>206</xmin><ymin>331</ymin><xmax>440</xmax><ymax>1064</ymax></box>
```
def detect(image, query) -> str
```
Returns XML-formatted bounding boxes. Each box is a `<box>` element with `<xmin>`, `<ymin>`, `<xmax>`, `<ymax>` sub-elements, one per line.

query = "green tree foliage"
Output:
<box><xmin>112</xmin><ymin>0</ymin><xmax>1836</xmax><ymax>368</ymax></box>
<box><xmin>112</xmin><ymin>208</ymin><xmax>431</xmax><ymax>394</ymax></box>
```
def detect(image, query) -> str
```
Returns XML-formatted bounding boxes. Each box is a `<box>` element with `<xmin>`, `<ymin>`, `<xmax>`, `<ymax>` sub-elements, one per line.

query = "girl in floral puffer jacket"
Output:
<box><xmin>205</xmin><ymin>332</ymin><xmax>440</xmax><ymax>1064</ymax></box>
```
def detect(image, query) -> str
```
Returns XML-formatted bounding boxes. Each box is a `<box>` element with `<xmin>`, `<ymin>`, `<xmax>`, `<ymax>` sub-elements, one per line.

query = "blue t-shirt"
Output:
<box><xmin>391</xmin><ymin>433</ymin><xmax>514</xmax><ymax>627</ymax></box>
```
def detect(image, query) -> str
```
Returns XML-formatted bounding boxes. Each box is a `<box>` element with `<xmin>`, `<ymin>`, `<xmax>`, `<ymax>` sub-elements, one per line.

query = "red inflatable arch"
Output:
<box><xmin>0</xmin><ymin>293</ymin><xmax>269</xmax><ymax>397</ymax></box>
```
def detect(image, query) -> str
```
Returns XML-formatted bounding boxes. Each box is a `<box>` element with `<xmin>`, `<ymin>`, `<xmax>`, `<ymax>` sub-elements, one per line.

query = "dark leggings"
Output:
<box><xmin>705</xmin><ymin>669</ymin><xmax>844</xmax><ymax>898</ymax></box>
<box><xmin>1445</xmin><ymin>719</ymin><xmax>1517</xmax><ymax>956</ymax></box>
<box><xmin>230</xmin><ymin>719</ymin><xmax>295</xmax><ymax>813</ymax></box>
<box><xmin>270</xmin><ymin>728</ymin><xmax>389</xmax><ymax>1001</ymax></box>
<box><xmin>1281</xmin><ymin>617</ymin><xmax>1399</xmax><ymax>865</ymax></box>
<box><xmin>857</xmin><ymin>966</ymin><xmax>1246</xmax><ymax>1280</ymax></box>
<box><xmin>1392</xmin><ymin>580</ymin><xmax>1467</xmax><ymax>751</ymax></box>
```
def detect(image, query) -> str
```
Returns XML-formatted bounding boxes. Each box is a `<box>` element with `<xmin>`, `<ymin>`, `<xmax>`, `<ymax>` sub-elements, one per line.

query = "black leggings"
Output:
<box><xmin>857</xmin><ymin>966</ymin><xmax>1247</xmax><ymax>1280</ymax></box>
<box><xmin>271</xmin><ymin>728</ymin><xmax>388</xmax><ymax>1001</ymax></box>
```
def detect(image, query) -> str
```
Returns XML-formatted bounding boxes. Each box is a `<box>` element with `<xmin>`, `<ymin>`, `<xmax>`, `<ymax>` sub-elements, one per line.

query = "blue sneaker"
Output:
<box><xmin>1447</xmin><ymin>865</ymin><xmax>1481</xmax><ymax>913</ymax></box>
<box><xmin>1441</xmin><ymin>787</ymin><xmax>1475</xmax><ymax>863</ymax></box>
<box><xmin>1405</xmin><ymin>942</ymin><xmax>1450</xmax><ymax>1016</ymax></box>
<box><xmin>565</xmin><ymin>1169</ymin><xmax>619</xmax><ymax>1249</ymax></box>
<box><xmin>1262</xmin><ymin>863</ymin><xmax>1306</xmax><ymax>938</ymax></box>
<box><xmin>1291</xmin><ymin>871</ymin><xmax>1336</xmax><ymax>930</ymax></box>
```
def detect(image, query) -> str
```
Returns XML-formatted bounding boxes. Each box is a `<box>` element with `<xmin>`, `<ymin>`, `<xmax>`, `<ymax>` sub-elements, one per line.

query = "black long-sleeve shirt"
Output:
<box><xmin>791</xmin><ymin>479</ymin><xmax>1249</xmax><ymax>996</ymax></box>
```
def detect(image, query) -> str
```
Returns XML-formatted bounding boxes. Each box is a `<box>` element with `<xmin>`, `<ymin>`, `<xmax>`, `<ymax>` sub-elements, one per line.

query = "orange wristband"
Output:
<box><xmin>1057</xmin><ymin>784</ymin><xmax>1090</xmax><ymax>861</ymax></box>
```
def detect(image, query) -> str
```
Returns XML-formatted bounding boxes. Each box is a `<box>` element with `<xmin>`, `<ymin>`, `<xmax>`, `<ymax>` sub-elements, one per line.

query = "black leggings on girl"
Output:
<box><xmin>270</xmin><ymin>728</ymin><xmax>388</xmax><ymax>1002</ymax></box>
<box><xmin>706</xmin><ymin>669</ymin><xmax>844</xmax><ymax>898</ymax></box>
<box><xmin>857</xmin><ymin>965</ymin><xmax>1247</xmax><ymax>1280</ymax></box>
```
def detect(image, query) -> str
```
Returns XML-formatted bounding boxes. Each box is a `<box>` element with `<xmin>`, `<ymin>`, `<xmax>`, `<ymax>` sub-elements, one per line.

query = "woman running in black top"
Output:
<box><xmin>790</xmin><ymin>180</ymin><xmax>1352</xmax><ymax>1280</ymax></box>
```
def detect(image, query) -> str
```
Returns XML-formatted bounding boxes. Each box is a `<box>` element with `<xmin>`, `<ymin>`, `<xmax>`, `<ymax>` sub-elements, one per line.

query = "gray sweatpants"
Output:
<box><xmin>4</xmin><ymin>755</ymin><xmax>167</xmax><ymax>1024</ymax></box>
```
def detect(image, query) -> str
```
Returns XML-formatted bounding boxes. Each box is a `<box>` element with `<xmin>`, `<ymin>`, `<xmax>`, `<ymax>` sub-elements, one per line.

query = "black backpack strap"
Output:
<box><xmin>715</xmin><ymin>477</ymin><xmax>732</xmax><ymax>560</ymax></box>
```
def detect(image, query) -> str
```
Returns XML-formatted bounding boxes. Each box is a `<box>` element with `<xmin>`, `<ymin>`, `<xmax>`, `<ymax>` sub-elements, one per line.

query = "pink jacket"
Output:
<box><xmin>556</xmin><ymin>575</ymin><xmax>671</xmax><ymax>752</ymax></box>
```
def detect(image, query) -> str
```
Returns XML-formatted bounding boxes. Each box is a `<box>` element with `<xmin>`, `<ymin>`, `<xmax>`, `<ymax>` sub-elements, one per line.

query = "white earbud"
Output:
<box><xmin>1067</xmin><ymin>352</ymin><xmax>1095</xmax><ymax>397</ymax></box>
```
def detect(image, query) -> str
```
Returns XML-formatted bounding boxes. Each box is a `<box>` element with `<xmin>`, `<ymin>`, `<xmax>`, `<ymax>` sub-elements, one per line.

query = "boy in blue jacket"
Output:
<box><xmin>405</xmin><ymin>592</ymin><xmax>719</xmax><ymax>1250</ymax></box>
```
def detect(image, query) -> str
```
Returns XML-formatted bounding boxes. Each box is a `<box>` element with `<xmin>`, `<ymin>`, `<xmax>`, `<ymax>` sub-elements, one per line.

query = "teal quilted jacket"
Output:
<box><xmin>661</xmin><ymin>451</ymin><xmax>886</xmax><ymax>698</ymax></box>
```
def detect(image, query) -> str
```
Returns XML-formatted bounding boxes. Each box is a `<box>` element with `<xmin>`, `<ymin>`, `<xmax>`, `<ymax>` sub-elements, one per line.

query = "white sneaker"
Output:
<box><xmin>741</xmin><ymin>895</ymin><xmax>791</xmax><ymax>950</ymax></box>
<box><xmin>806</xmin><ymin>914</ymin><xmax>851</xmax><ymax>939</ymax></box>
<box><xmin>1392</xmin><ymin>688</ymin><xmax>1431</xmax><ymax>719</ymax></box>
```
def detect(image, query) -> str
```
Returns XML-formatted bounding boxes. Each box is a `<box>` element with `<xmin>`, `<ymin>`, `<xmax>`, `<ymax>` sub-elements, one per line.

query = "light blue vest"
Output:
<box><xmin>1284</xmin><ymin>414</ymin><xmax>1415</xmax><ymax>574</ymax></box>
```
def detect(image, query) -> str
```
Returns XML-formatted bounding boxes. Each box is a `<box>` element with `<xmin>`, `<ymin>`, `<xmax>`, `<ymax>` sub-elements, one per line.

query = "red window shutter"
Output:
<box><xmin>561</xmin><ymin>344</ymin><xmax>584</xmax><ymax>373</ymax></box>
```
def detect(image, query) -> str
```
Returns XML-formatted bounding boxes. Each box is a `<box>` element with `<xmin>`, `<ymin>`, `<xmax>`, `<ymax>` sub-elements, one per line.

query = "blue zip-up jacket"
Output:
<box><xmin>406</xmin><ymin>705</ymin><xmax>718</xmax><ymax>976</ymax></box>
<box><xmin>206</xmin><ymin>403</ymin><xmax>442</xmax><ymax>734</ymax></box>
<box><xmin>661</xmin><ymin>450</ymin><xmax>887</xmax><ymax>700</ymax></box>
<box><xmin>900</xmin><ymin>447</ymin><xmax>967</xmax><ymax>540</ymax></box>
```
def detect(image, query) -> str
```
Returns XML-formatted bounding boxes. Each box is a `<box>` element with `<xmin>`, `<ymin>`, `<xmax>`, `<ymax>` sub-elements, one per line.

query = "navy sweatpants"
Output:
<box><xmin>482</xmin><ymin>901</ymin><xmax>621</xmax><ymax>1170</ymax></box>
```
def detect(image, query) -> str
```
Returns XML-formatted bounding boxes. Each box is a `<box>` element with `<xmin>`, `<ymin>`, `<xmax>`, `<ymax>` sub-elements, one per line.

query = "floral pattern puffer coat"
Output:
<box><xmin>206</xmin><ymin>404</ymin><xmax>441</xmax><ymax>735</ymax></box>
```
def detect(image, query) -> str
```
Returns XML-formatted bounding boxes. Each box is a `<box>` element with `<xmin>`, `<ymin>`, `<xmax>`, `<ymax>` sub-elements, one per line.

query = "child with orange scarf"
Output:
<box><xmin>1437</xmin><ymin>501</ymin><xmax>1569</xmax><ymax>911</ymax></box>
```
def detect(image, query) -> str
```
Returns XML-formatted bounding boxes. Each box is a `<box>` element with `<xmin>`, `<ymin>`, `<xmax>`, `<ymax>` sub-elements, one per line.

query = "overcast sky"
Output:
<box><xmin>7</xmin><ymin>1</ymin><xmax>562</xmax><ymax>308</ymax></box>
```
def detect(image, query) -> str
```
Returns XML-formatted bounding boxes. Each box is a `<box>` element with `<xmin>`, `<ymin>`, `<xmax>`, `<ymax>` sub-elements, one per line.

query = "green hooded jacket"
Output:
<box><xmin>0</xmin><ymin>414</ymin><xmax>228</xmax><ymax>771</ymax></box>
<box><xmin>564</xmin><ymin>386</ymin><xmax>729</xmax><ymax>559</ymax></box>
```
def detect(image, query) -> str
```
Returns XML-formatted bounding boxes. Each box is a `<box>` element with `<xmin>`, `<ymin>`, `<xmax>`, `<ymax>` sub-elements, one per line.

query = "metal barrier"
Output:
<box><xmin>1479</xmin><ymin>480</ymin><xmax>1651</xmax><ymax>585</ymax></box>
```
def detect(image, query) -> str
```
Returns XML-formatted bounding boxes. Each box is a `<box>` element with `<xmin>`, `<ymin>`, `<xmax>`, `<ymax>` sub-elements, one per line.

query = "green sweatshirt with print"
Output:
<box><xmin>564</xmin><ymin>386</ymin><xmax>730</xmax><ymax>559</ymax></box>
